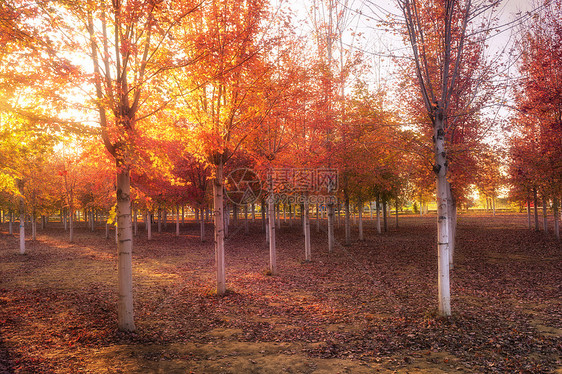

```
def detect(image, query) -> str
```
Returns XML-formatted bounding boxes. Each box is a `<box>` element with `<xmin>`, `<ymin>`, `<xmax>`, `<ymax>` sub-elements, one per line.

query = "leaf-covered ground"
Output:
<box><xmin>0</xmin><ymin>213</ymin><xmax>560</xmax><ymax>373</ymax></box>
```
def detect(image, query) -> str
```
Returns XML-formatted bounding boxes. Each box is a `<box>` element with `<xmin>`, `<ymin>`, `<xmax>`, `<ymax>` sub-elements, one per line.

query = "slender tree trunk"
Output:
<box><xmin>276</xmin><ymin>203</ymin><xmax>281</xmax><ymax>230</ymax></box>
<box><xmin>344</xmin><ymin>194</ymin><xmax>351</xmax><ymax>245</ymax></box>
<box><xmin>553</xmin><ymin>196</ymin><xmax>559</xmax><ymax>240</ymax></box>
<box><xmin>252</xmin><ymin>203</ymin><xmax>255</xmax><ymax>221</ymax></box>
<box><xmin>268</xmin><ymin>193</ymin><xmax>276</xmax><ymax>275</ymax></box>
<box><xmin>304</xmin><ymin>199</ymin><xmax>311</xmax><ymax>261</ymax></box>
<box><xmin>435</xmin><ymin>116</ymin><xmax>451</xmax><ymax>317</ymax></box>
<box><xmin>533</xmin><ymin>188</ymin><xmax>539</xmax><ymax>231</ymax></box>
<box><xmin>527</xmin><ymin>199</ymin><xmax>531</xmax><ymax>229</ymax></box>
<box><xmin>115</xmin><ymin>167</ymin><xmax>135</xmax><ymax>331</ymax></box>
<box><xmin>105</xmin><ymin>221</ymin><xmax>109</xmax><ymax>239</ymax></box>
<box><xmin>17</xmin><ymin>180</ymin><xmax>25</xmax><ymax>253</ymax></box>
<box><xmin>31</xmin><ymin>211</ymin><xmax>36</xmax><ymax>241</ymax></box>
<box><xmin>69</xmin><ymin>206</ymin><xmax>74</xmax><ymax>243</ymax></box>
<box><xmin>376</xmin><ymin>196</ymin><xmax>381</xmax><ymax>234</ymax></box>
<box><xmin>382</xmin><ymin>200</ymin><xmax>388</xmax><ymax>232</ymax></box>
<box><xmin>9</xmin><ymin>210</ymin><xmax>13</xmax><ymax>235</ymax></box>
<box><xmin>63</xmin><ymin>209</ymin><xmax>68</xmax><ymax>231</ymax></box>
<box><xmin>358</xmin><ymin>200</ymin><xmax>364</xmax><ymax>241</ymax></box>
<box><xmin>395</xmin><ymin>199</ymin><xmax>399</xmax><ymax>228</ymax></box>
<box><xmin>316</xmin><ymin>202</ymin><xmax>320</xmax><ymax>232</ymax></box>
<box><xmin>175</xmin><ymin>205</ymin><xmax>180</xmax><ymax>237</ymax></box>
<box><xmin>182</xmin><ymin>205</ymin><xmax>185</xmax><ymax>226</ymax></box>
<box><xmin>147</xmin><ymin>212</ymin><xmax>152</xmax><ymax>240</ymax></box>
<box><xmin>200</xmin><ymin>208</ymin><xmax>205</xmax><ymax>242</ymax></box>
<box><xmin>244</xmin><ymin>205</ymin><xmax>249</xmax><ymax>234</ymax></box>
<box><xmin>289</xmin><ymin>204</ymin><xmax>293</xmax><ymax>227</ymax></box>
<box><xmin>214</xmin><ymin>162</ymin><xmax>226</xmax><ymax>295</ymax></box>
<box><xmin>542</xmin><ymin>196</ymin><xmax>548</xmax><ymax>234</ymax></box>
<box><xmin>327</xmin><ymin>202</ymin><xmax>334</xmax><ymax>252</ymax></box>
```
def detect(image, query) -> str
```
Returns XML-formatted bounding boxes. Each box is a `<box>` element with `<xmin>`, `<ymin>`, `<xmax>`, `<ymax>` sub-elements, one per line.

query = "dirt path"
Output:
<box><xmin>0</xmin><ymin>214</ymin><xmax>560</xmax><ymax>373</ymax></box>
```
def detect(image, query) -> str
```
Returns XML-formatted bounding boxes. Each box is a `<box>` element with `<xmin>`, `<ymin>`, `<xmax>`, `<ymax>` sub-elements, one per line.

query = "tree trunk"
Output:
<box><xmin>69</xmin><ymin>206</ymin><xmax>74</xmax><ymax>243</ymax></box>
<box><xmin>252</xmin><ymin>203</ymin><xmax>255</xmax><ymax>221</ymax></box>
<box><xmin>175</xmin><ymin>205</ymin><xmax>180</xmax><ymax>237</ymax></box>
<box><xmin>327</xmin><ymin>202</ymin><xmax>334</xmax><ymax>252</ymax></box>
<box><xmin>542</xmin><ymin>196</ymin><xmax>548</xmax><ymax>234</ymax></box>
<box><xmin>261</xmin><ymin>200</ymin><xmax>266</xmax><ymax>233</ymax></box>
<box><xmin>553</xmin><ymin>196</ymin><xmax>560</xmax><ymax>240</ymax></box>
<box><xmin>182</xmin><ymin>205</ymin><xmax>185</xmax><ymax>226</ymax></box>
<box><xmin>533</xmin><ymin>188</ymin><xmax>539</xmax><ymax>231</ymax></box>
<box><xmin>358</xmin><ymin>200</ymin><xmax>364</xmax><ymax>241</ymax></box>
<box><xmin>106</xmin><ymin>221</ymin><xmax>109</xmax><ymax>239</ymax></box>
<box><xmin>133</xmin><ymin>207</ymin><xmax>138</xmax><ymax>236</ymax></box>
<box><xmin>115</xmin><ymin>167</ymin><xmax>135</xmax><ymax>331</ymax></box>
<box><xmin>244</xmin><ymin>205</ymin><xmax>249</xmax><ymax>234</ymax></box>
<box><xmin>344</xmin><ymin>194</ymin><xmax>351</xmax><ymax>245</ymax></box>
<box><xmin>304</xmin><ymin>199</ymin><xmax>311</xmax><ymax>261</ymax></box>
<box><xmin>200</xmin><ymin>208</ymin><xmax>205</xmax><ymax>242</ymax></box>
<box><xmin>214</xmin><ymin>162</ymin><xmax>226</xmax><ymax>295</ymax></box>
<box><xmin>16</xmin><ymin>179</ymin><xmax>25</xmax><ymax>254</ymax></box>
<box><xmin>147</xmin><ymin>212</ymin><xmax>152</xmax><ymax>240</ymax></box>
<box><xmin>527</xmin><ymin>199</ymin><xmax>531</xmax><ymax>229</ymax></box>
<box><xmin>316</xmin><ymin>202</ymin><xmax>320</xmax><ymax>233</ymax></box>
<box><xmin>31</xmin><ymin>211</ymin><xmax>36</xmax><ymax>241</ymax></box>
<box><xmin>435</xmin><ymin>117</ymin><xmax>451</xmax><ymax>317</ymax></box>
<box><xmin>382</xmin><ymin>200</ymin><xmax>388</xmax><ymax>232</ymax></box>
<box><xmin>376</xmin><ymin>196</ymin><xmax>381</xmax><ymax>234</ymax></box>
<box><xmin>9</xmin><ymin>210</ymin><xmax>13</xmax><ymax>235</ymax></box>
<box><xmin>268</xmin><ymin>193</ymin><xmax>277</xmax><ymax>275</ymax></box>
<box><xmin>395</xmin><ymin>199</ymin><xmax>399</xmax><ymax>228</ymax></box>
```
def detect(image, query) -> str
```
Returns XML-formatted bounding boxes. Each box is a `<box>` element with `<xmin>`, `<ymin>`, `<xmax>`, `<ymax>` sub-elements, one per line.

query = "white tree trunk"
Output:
<box><xmin>133</xmin><ymin>207</ymin><xmax>138</xmax><ymax>236</ymax></box>
<box><xmin>316</xmin><ymin>202</ymin><xmax>320</xmax><ymax>232</ymax></box>
<box><xmin>358</xmin><ymin>201</ymin><xmax>364</xmax><ymax>241</ymax></box>
<box><xmin>214</xmin><ymin>162</ymin><xmax>226</xmax><ymax>295</ymax></box>
<box><xmin>553</xmin><ymin>196</ymin><xmax>559</xmax><ymax>240</ymax></box>
<box><xmin>69</xmin><ymin>207</ymin><xmax>74</xmax><ymax>243</ymax></box>
<box><xmin>147</xmin><ymin>212</ymin><xmax>152</xmax><ymax>240</ymax></box>
<box><xmin>116</xmin><ymin>168</ymin><xmax>135</xmax><ymax>331</ymax></box>
<box><xmin>327</xmin><ymin>203</ymin><xmax>334</xmax><ymax>252</ymax></box>
<box><xmin>376</xmin><ymin>198</ymin><xmax>381</xmax><ymax>234</ymax></box>
<box><xmin>435</xmin><ymin>118</ymin><xmax>451</xmax><ymax>317</ymax></box>
<box><xmin>19</xmin><ymin>212</ymin><xmax>25</xmax><ymax>254</ymax></box>
<box><xmin>527</xmin><ymin>199</ymin><xmax>531</xmax><ymax>229</ymax></box>
<box><xmin>395</xmin><ymin>199</ymin><xmax>399</xmax><ymax>228</ymax></box>
<box><xmin>533</xmin><ymin>189</ymin><xmax>539</xmax><ymax>230</ymax></box>
<box><xmin>344</xmin><ymin>195</ymin><xmax>351</xmax><ymax>245</ymax></box>
<box><xmin>200</xmin><ymin>208</ymin><xmax>205</xmax><ymax>242</ymax></box>
<box><xmin>31</xmin><ymin>212</ymin><xmax>36</xmax><ymax>241</ymax></box>
<box><xmin>17</xmin><ymin>179</ymin><xmax>25</xmax><ymax>254</ymax></box>
<box><xmin>304</xmin><ymin>200</ymin><xmax>311</xmax><ymax>261</ymax></box>
<box><xmin>175</xmin><ymin>205</ymin><xmax>180</xmax><ymax>237</ymax></box>
<box><xmin>542</xmin><ymin>196</ymin><xmax>548</xmax><ymax>233</ymax></box>
<box><xmin>268</xmin><ymin>195</ymin><xmax>277</xmax><ymax>275</ymax></box>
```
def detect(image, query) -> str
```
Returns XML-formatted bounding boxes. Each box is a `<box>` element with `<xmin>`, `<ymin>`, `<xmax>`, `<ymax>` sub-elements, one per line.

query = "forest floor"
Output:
<box><xmin>0</xmin><ymin>213</ymin><xmax>561</xmax><ymax>373</ymax></box>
